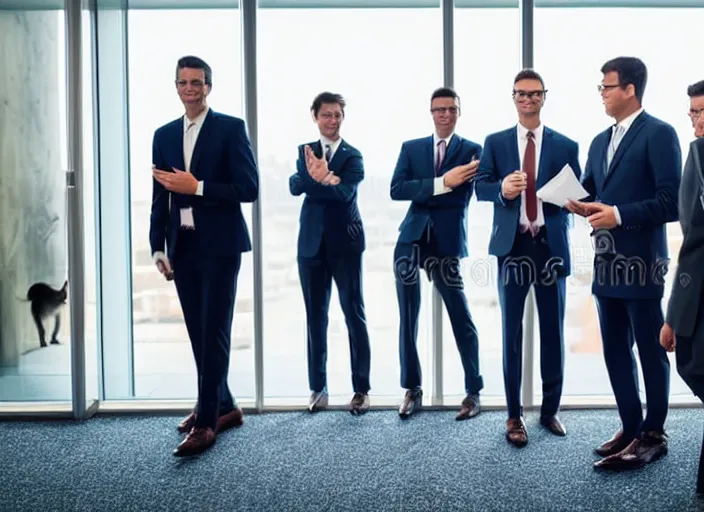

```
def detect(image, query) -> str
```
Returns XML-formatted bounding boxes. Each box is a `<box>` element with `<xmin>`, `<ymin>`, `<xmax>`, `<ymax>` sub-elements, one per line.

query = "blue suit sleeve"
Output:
<box><xmin>475</xmin><ymin>136</ymin><xmax>508</xmax><ymax>206</ymax></box>
<box><xmin>581</xmin><ymin>149</ymin><xmax>597</xmax><ymax>203</ymax></box>
<box><xmin>617</xmin><ymin>124</ymin><xmax>681</xmax><ymax>227</ymax></box>
<box><xmin>289</xmin><ymin>146</ymin><xmax>363</xmax><ymax>202</ymax></box>
<box><xmin>201</xmin><ymin>119</ymin><xmax>259</xmax><ymax>203</ymax></box>
<box><xmin>149</xmin><ymin>130</ymin><xmax>169</xmax><ymax>255</ymax></box>
<box><xmin>389</xmin><ymin>143</ymin><xmax>435</xmax><ymax>202</ymax></box>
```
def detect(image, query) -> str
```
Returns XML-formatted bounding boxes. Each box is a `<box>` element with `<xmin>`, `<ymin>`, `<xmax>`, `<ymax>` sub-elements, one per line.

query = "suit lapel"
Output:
<box><xmin>188</xmin><ymin>109</ymin><xmax>214</xmax><ymax>177</ymax></box>
<box><xmin>509</xmin><ymin>128</ymin><xmax>521</xmax><ymax>173</ymax></box>
<box><xmin>329</xmin><ymin>140</ymin><xmax>350</xmax><ymax>169</ymax></box>
<box><xmin>443</xmin><ymin>134</ymin><xmax>461</xmax><ymax>166</ymax></box>
<box><xmin>426</xmin><ymin>135</ymin><xmax>435</xmax><ymax>176</ymax></box>
<box><xmin>168</xmin><ymin>120</ymin><xmax>185</xmax><ymax>172</ymax></box>
<box><xmin>603</xmin><ymin>112</ymin><xmax>646</xmax><ymax>187</ymax></box>
<box><xmin>536</xmin><ymin>128</ymin><xmax>553</xmax><ymax>189</ymax></box>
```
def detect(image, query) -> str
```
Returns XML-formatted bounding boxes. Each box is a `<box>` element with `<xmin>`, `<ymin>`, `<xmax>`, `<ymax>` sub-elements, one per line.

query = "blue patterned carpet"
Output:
<box><xmin>2</xmin><ymin>408</ymin><xmax>704</xmax><ymax>511</ymax></box>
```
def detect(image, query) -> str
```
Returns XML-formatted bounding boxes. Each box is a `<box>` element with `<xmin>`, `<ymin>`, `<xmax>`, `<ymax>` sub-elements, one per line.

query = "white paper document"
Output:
<box><xmin>180</xmin><ymin>207</ymin><xmax>196</xmax><ymax>229</ymax></box>
<box><xmin>536</xmin><ymin>164</ymin><xmax>589</xmax><ymax>207</ymax></box>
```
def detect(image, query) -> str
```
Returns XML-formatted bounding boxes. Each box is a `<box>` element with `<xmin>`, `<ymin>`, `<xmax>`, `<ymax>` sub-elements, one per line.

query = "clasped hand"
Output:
<box><xmin>152</xmin><ymin>165</ymin><xmax>198</xmax><ymax>195</ymax></box>
<box><xmin>565</xmin><ymin>199</ymin><xmax>618</xmax><ymax>229</ymax></box>
<box><xmin>501</xmin><ymin>171</ymin><xmax>527</xmax><ymax>200</ymax></box>
<box><xmin>304</xmin><ymin>145</ymin><xmax>340</xmax><ymax>186</ymax></box>
<box><xmin>443</xmin><ymin>160</ymin><xmax>479</xmax><ymax>189</ymax></box>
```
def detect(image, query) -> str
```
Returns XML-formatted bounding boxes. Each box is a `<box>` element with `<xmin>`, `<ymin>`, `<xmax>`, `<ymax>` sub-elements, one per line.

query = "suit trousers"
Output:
<box><xmin>595</xmin><ymin>295</ymin><xmax>670</xmax><ymax>440</ymax></box>
<box><xmin>394</xmin><ymin>225</ymin><xmax>483</xmax><ymax>395</ymax></box>
<box><xmin>173</xmin><ymin>229</ymin><xmax>242</xmax><ymax>430</ymax></box>
<box><xmin>497</xmin><ymin>228</ymin><xmax>566</xmax><ymax>420</ymax></box>
<box><xmin>298</xmin><ymin>237</ymin><xmax>371</xmax><ymax>394</ymax></box>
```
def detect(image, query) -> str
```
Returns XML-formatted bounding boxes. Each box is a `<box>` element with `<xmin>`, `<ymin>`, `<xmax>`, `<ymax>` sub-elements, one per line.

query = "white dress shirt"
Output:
<box><xmin>516</xmin><ymin>122</ymin><xmax>546</xmax><ymax>233</ymax></box>
<box><xmin>608</xmin><ymin>107</ymin><xmax>644</xmax><ymax>226</ymax></box>
<box><xmin>433</xmin><ymin>132</ymin><xmax>454</xmax><ymax>196</ymax></box>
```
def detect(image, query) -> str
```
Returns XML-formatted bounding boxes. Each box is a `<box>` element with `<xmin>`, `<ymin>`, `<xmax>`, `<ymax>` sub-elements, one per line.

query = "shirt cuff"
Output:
<box><xmin>152</xmin><ymin>251</ymin><xmax>167</xmax><ymax>263</ymax></box>
<box><xmin>196</xmin><ymin>181</ymin><xmax>204</xmax><ymax>196</ymax></box>
<box><xmin>613</xmin><ymin>205</ymin><xmax>622</xmax><ymax>226</ymax></box>
<box><xmin>433</xmin><ymin>176</ymin><xmax>452</xmax><ymax>196</ymax></box>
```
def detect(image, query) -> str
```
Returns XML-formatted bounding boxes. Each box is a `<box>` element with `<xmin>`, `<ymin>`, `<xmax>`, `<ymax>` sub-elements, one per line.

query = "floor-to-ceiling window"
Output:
<box><xmin>533</xmin><ymin>5</ymin><xmax>702</xmax><ymax>404</ymax></box>
<box><xmin>0</xmin><ymin>4</ymin><xmax>96</xmax><ymax>403</ymax></box>
<box><xmin>258</xmin><ymin>4</ymin><xmax>442</xmax><ymax>405</ymax></box>
<box><xmin>446</xmin><ymin>4</ymin><xmax>520</xmax><ymax>405</ymax></box>
<box><xmin>124</xmin><ymin>8</ymin><xmax>254</xmax><ymax>401</ymax></box>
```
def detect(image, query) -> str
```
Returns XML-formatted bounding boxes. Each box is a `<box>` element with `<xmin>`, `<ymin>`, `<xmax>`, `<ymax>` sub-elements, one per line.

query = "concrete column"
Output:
<box><xmin>0</xmin><ymin>10</ymin><xmax>67</xmax><ymax>366</ymax></box>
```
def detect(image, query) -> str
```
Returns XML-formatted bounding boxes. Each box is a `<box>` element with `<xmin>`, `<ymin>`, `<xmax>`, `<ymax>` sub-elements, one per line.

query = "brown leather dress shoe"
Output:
<box><xmin>506</xmin><ymin>417</ymin><xmax>528</xmax><ymax>447</ymax></box>
<box><xmin>540</xmin><ymin>415</ymin><xmax>566</xmax><ymax>436</ymax></box>
<box><xmin>216</xmin><ymin>408</ymin><xmax>244</xmax><ymax>433</ymax></box>
<box><xmin>173</xmin><ymin>427</ymin><xmax>216</xmax><ymax>457</ymax></box>
<box><xmin>456</xmin><ymin>394</ymin><xmax>481</xmax><ymax>421</ymax></box>
<box><xmin>177</xmin><ymin>410</ymin><xmax>197</xmax><ymax>434</ymax></box>
<box><xmin>593</xmin><ymin>431</ymin><xmax>668</xmax><ymax>470</ymax></box>
<box><xmin>595</xmin><ymin>429</ymin><xmax>631</xmax><ymax>457</ymax></box>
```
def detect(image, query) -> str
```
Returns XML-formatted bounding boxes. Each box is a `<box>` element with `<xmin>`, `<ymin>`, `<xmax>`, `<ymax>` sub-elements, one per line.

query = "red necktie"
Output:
<box><xmin>524</xmin><ymin>131</ymin><xmax>537</xmax><ymax>223</ymax></box>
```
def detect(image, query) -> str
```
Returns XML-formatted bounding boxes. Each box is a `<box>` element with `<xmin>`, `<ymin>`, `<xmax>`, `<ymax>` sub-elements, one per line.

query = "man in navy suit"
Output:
<box><xmin>150</xmin><ymin>56</ymin><xmax>259</xmax><ymax>456</ymax></box>
<box><xmin>475</xmin><ymin>69</ymin><xmax>581</xmax><ymax>447</ymax></box>
<box><xmin>567</xmin><ymin>57</ymin><xmax>681</xmax><ymax>469</ymax></box>
<box><xmin>290</xmin><ymin>92</ymin><xmax>371</xmax><ymax>415</ymax></box>
<box><xmin>390</xmin><ymin>87</ymin><xmax>483</xmax><ymax>420</ymax></box>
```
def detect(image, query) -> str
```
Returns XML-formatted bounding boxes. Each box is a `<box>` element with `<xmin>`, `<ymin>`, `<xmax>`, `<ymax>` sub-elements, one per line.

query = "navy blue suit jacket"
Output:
<box><xmin>475</xmin><ymin>126</ymin><xmax>581</xmax><ymax>276</ymax></box>
<box><xmin>149</xmin><ymin>109</ymin><xmax>259</xmax><ymax>263</ymax></box>
<box><xmin>581</xmin><ymin>111</ymin><xmax>681</xmax><ymax>299</ymax></box>
<box><xmin>390</xmin><ymin>134</ymin><xmax>482</xmax><ymax>258</ymax></box>
<box><xmin>290</xmin><ymin>139</ymin><xmax>365</xmax><ymax>259</ymax></box>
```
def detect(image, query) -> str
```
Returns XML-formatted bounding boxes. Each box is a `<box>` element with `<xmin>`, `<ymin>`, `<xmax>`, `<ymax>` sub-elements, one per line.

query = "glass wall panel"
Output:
<box><xmin>444</xmin><ymin>6</ymin><xmax>520</xmax><ymax>404</ymax></box>
<box><xmin>126</xmin><ymin>9</ymin><xmax>253</xmax><ymax>401</ymax></box>
<box><xmin>533</xmin><ymin>6</ymin><xmax>702</xmax><ymax>403</ymax></box>
<box><xmin>0</xmin><ymin>5</ymin><xmax>72</xmax><ymax>402</ymax></box>
<box><xmin>258</xmin><ymin>5</ymin><xmax>442</xmax><ymax>405</ymax></box>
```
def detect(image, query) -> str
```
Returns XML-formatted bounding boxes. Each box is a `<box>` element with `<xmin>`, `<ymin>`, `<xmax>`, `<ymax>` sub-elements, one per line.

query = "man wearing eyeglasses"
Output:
<box><xmin>150</xmin><ymin>56</ymin><xmax>259</xmax><ymax>457</ymax></box>
<box><xmin>475</xmin><ymin>69</ymin><xmax>581</xmax><ymax>447</ymax></box>
<box><xmin>390</xmin><ymin>87</ymin><xmax>483</xmax><ymax>420</ymax></box>
<box><xmin>660</xmin><ymin>80</ymin><xmax>704</xmax><ymax>494</ymax></box>
<box><xmin>687</xmin><ymin>80</ymin><xmax>704</xmax><ymax>138</ymax></box>
<box><xmin>567</xmin><ymin>57</ymin><xmax>681</xmax><ymax>470</ymax></box>
<box><xmin>289</xmin><ymin>92</ymin><xmax>371</xmax><ymax>415</ymax></box>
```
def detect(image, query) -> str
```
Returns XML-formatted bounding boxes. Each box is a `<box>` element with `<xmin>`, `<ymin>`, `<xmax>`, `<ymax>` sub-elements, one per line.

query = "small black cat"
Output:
<box><xmin>25</xmin><ymin>280</ymin><xmax>68</xmax><ymax>348</ymax></box>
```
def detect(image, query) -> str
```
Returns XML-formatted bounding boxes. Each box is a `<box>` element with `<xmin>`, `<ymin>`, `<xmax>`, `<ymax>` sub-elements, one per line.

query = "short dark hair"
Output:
<box><xmin>311</xmin><ymin>92</ymin><xmax>346</xmax><ymax>117</ymax></box>
<box><xmin>430</xmin><ymin>87</ymin><xmax>460</xmax><ymax>106</ymax></box>
<box><xmin>175</xmin><ymin>56</ymin><xmax>212</xmax><ymax>86</ymax></box>
<box><xmin>513</xmin><ymin>69</ymin><xmax>545</xmax><ymax>90</ymax></box>
<box><xmin>601</xmin><ymin>56</ymin><xmax>647</xmax><ymax>103</ymax></box>
<box><xmin>687</xmin><ymin>80</ymin><xmax>704</xmax><ymax>98</ymax></box>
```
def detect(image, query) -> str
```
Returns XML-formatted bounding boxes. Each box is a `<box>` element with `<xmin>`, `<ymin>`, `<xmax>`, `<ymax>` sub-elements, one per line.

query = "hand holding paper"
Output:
<box><xmin>536</xmin><ymin>164</ymin><xmax>589</xmax><ymax>207</ymax></box>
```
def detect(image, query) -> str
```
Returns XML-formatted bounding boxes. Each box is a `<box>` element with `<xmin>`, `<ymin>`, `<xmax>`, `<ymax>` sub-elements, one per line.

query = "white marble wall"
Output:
<box><xmin>0</xmin><ymin>10</ymin><xmax>67</xmax><ymax>367</ymax></box>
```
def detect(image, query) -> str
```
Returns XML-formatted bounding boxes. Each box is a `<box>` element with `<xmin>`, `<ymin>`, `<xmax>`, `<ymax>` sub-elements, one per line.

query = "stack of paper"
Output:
<box><xmin>536</xmin><ymin>164</ymin><xmax>589</xmax><ymax>206</ymax></box>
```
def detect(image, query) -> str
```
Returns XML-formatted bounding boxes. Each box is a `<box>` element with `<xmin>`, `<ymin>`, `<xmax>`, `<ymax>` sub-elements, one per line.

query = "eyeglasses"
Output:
<box><xmin>513</xmin><ymin>90</ymin><xmax>546</xmax><ymax>100</ymax></box>
<box><xmin>597</xmin><ymin>84</ymin><xmax>620</xmax><ymax>93</ymax></box>
<box><xmin>319</xmin><ymin>112</ymin><xmax>343</xmax><ymax>120</ymax></box>
<box><xmin>688</xmin><ymin>108</ymin><xmax>704</xmax><ymax>120</ymax></box>
<box><xmin>175</xmin><ymin>79</ymin><xmax>205</xmax><ymax>88</ymax></box>
<box><xmin>430</xmin><ymin>107</ymin><xmax>459</xmax><ymax>115</ymax></box>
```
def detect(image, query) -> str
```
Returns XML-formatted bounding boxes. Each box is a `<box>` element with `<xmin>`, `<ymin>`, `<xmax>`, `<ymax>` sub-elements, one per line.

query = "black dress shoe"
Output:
<box><xmin>594</xmin><ymin>431</ymin><xmax>668</xmax><ymax>470</ymax></box>
<box><xmin>540</xmin><ymin>415</ymin><xmax>566</xmax><ymax>436</ymax></box>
